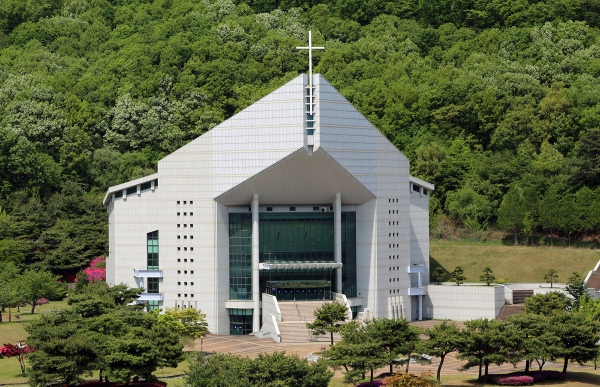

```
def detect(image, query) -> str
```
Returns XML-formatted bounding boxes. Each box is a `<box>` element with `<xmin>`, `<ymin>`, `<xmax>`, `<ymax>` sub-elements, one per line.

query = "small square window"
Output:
<box><xmin>177</xmin><ymin>224</ymin><xmax>180</xmax><ymax>228</ymax></box>
<box><xmin>190</xmin><ymin>247</ymin><xmax>193</xmax><ymax>251</ymax></box>
<box><xmin>184</xmin><ymin>201</ymin><xmax>187</xmax><ymax>204</ymax></box>
<box><xmin>184</xmin><ymin>212</ymin><xmax>187</xmax><ymax>216</ymax></box>
<box><xmin>184</xmin><ymin>282</ymin><xmax>187</xmax><ymax>285</ymax></box>
<box><xmin>267</xmin><ymin>207</ymin><xmax>273</xmax><ymax>211</ymax></box>
<box><xmin>290</xmin><ymin>207</ymin><xmax>295</xmax><ymax>211</ymax></box>
<box><xmin>190</xmin><ymin>259</ymin><xmax>194</xmax><ymax>262</ymax></box>
<box><xmin>177</xmin><ymin>201</ymin><xmax>180</xmax><ymax>204</ymax></box>
<box><xmin>177</xmin><ymin>212</ymin><xmax>181</xmax><ymax>216</ymax></box>
<box><xmin>190</xmin><ymin>224</ymin><xmax>193</xmax><ymax>228</ymax></box>
<box><xmin>184</xmin><ymin>270</ymin><xmax>187</xmax><ymax>274</ymax></box>
<box><xmin>184</xmin><ymin>294</ymin><xmax>187</xmax><ymax>297</ymax></box>
<box><xmin>191</xmin><ymin>282</ymin><xmax>194</xmax><ymax>285</ymax></box>
<box><xmin>190</xmin><ymin>236</ymin><xmax>193</xmax><ymax>239</ymax></box>
<box><xmin>190</xmin><ymin>212</ymin><xmax>194</xmax><ymax>216</ymax></box>
<box><xmin>190</xmin><ymin>201</ymin><xmax>193</xmax><ymax>204</ymax></box>
<box><xmin>191</xmin><ymin>294</ymin><xmax>194</xmax><ymax>297</ymax></box>
<box><xmin>184</xmin><ymin>259</ymin><xmax>187</xmax><ymax>262</ymax></box>
<box><xmin>177</xmin><ymin>270</ymin><xmax>181</xmax><ymax>274</ymax></box>
<box><xmin>184</xmin><ymin>247</ymin><xmax>187</xmax><ymax>251</ymax></box>
<box><xmin>184</xmin><ymin>235</ymin><xmax>187</xmax><ymax>239</ymax></box>
<box><xmin>178</xmin><ymin>294</ymin><xmax>181</xmax><ymax>297</ymax></box>
<box><xmin>178</xmin><ymin>281</ymin><xmax>181</xmax><ymax>285</ymax></box>
<box><xmin>177</xmin><ymin>259</ymin><xmax>181</xmax><ymax>262</ymax></box>
<box><xmin>190</xmin><ymin>270</ymin><xmax>194</xmax><ymax>274</ymax></box>
<box><xmin>177</xmin><ymin>235</ymin><xmax>181</xmax><ymax>239</ymax></box>
<box><xmin>184</xmin><ymin>224</ymin><xmax>187</xmax><ymax>227</ymax></box>
<box><xmin>313</xmin><ymin>207</ymin><xmax>319</xmax><ymax>211</ymax></box>
<box><xmin>177</xmin><ymin>247</ymin><xmax>181</xmax><ymax>251</ymax></box>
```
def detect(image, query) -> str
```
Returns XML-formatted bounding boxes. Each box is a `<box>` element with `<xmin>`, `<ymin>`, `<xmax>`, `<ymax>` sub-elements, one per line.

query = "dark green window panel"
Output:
<box><xmin>147</xmin><ymin>278</ymin><xmax>159</xmax><ymax>293</ymax></box>
<box><xmin>147</xmin><ymin>300</ymin><xmax>159</xmax><ymax>312</ymax></box>
<box><xmin>229</xmin><ymin>309</ymin><xmax>253</xmax><ymax>335</ymax></box>
<box><xmin>147</xmin><ymin>231</ymin><xmax>159</xmax><ymax>270</ymax></box>
<box><xmin>229</xmin><ymin>214</ymin><xmax>252</xmax><ymax>300</ymax></box>
<box><xmin>141</xmin><ymin>182</ymin><xmax>151</xmax><ymax>191</ymax></box>
<box><xmin>127</xmin><ymin>187</ymin><xmax>137</xmax><ymax>195</ymax></box>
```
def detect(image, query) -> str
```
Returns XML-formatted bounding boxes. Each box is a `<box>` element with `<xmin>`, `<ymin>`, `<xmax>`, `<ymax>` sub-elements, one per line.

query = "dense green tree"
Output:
<box><xmin>306</xmin><ymin>301</ymin><xmax>348</xmax><ymax>345</ymax></box>
<box><xmin>549</xmin><ymin>311</ymin><xmax>600</xmax><ymax>374</ymax></box>
<box><xmin>479</xmin><ymin>266</ymin><xmax>496</xmax><ymax>285</ymax></box>
<box><xmin>364</xmin><ymin>317</ymin><xmax>420</xmax><ymax>374</ymax></box>
<box><xmin>543</xmin><ymin>269</ymin><xmax>559</xmax><ymax>288</ymax></box>
<box><xmin>451</xmin><ymin>266</ymin><xmax>466</xmax><ymax>285</ymax></box>
<box><xmin>524</xmin><ymin>292</ymin><xmax>570</xmax><ymax>316</ymax></box>
<box><xmin>431</xmin><ymin>267</ymin><xmax>446</xmax><ymax>285</ymax></box>
<box><xmin>418</xmin><ymin>321</ymin><xmax>467</xmax><ymax>385</ymax></box>
<box><xmin>19</xmin><ymin>269</ymin><xmax>65</xmax><ymax>314</ymax></box>
<box><xmin>498</xmin><ymin>185</ymin><xmax>526</xmax><ymax>246</ymax></box>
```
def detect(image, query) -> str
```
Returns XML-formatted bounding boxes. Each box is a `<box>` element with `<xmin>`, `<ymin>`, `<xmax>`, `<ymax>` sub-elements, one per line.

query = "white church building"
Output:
<box><xmin>103</xmin><ymin>68</ymin><xmax>434</xmax><ymax>337</ymax></box>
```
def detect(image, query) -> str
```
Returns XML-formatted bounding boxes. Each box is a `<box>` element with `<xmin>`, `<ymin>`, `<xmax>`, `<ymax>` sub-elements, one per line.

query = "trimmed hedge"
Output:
<box><xmin>480</xmin><ymin>370</ymin><xmax>566</xmax><ymax>385</ymax></box>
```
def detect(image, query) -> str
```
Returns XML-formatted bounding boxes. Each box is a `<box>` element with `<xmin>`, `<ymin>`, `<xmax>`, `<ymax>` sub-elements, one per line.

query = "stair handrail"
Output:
<box><xmin>500</xmin><ymin>285</ymin><xmax>513</xmax><ymax>305</ymax></box>
<box><xmin>584</xmin><ymin>258</ymin><xmax>600</xmax><ymax>286</ymax></box>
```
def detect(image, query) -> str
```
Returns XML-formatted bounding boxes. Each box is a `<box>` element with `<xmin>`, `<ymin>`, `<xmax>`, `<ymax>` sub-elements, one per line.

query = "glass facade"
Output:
<box><xmin>147</xmin><ymin>300</ymin><xmax>159</xmax><ymax>312</ymax></box>
<box><xmin>229</xmin><ymin>308</ymin><xmax>253</xmax><ymax>335</ymax></box>
<box><xmin>228</xmin><ymin>212</ymin><xmax>357</xmax><ymax>301</ymax></box>
<box><xmin>229</xmin><ymin>214</ymin><xmax>252</xmax><ymax>300</ymax></box>
<box><xmin>147</xmin><ymin>278</ymin><xmax>159</xmax><ymax>293</ymax></box>
<box><xmin>147</xmin><ymin>231</ymin><xmax>159</xmax><ymax>270</ymax></box>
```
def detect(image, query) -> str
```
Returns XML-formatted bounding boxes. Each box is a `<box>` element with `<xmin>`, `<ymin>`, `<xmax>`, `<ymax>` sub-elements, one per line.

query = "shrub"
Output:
<box><xmin>382</xmin><ymin>371</ymin><xmax>437</xmax><ymax>387</ymax></box>
<box><xmin>482</xmin><ymin>371</ymin><xmax>566</xmax><ymax>385</ymax></box>
<box><xmin>495</xmin><ymin>376</ymin><xmax>534</xmax><ymax>385</ymax></box>
<box><xmin>35</xmin><ymin>298</ymin><xmax>49</xmax><ymax>305</ymax></box>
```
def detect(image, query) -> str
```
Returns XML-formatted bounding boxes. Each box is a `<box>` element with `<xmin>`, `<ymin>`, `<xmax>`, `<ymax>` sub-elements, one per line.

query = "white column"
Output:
<box><xmin>334</xmin><ymin>193</ymin><xmax>342</xmax><ymax>294</ymax></box>
<box><xmin>418</xmin><ymin>272</ymin><xmax>422</xmax><ymax>288</ymax></box>
<box><xmin>252</xmin><ymin>194</ymin><xmax>260</xmax><ymax>332</ymax></box>
<box><xmin>418</xmin><ymin>294</ymin><xmax>423</xmax><ymax>321</ymax></box>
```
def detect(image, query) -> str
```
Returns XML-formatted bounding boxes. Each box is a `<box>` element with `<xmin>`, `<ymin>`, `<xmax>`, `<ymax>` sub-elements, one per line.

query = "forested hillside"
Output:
<box><xmin>1</xmin><ymin>0</ymin><xmax>600</xmax><ymax>275</ymax></box>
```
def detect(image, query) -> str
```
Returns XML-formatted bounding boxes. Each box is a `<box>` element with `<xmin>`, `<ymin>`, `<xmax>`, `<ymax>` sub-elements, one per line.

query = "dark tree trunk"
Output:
<box><xmin>30</xmin><ymin>301</ymin><xmax>36</xmax><ymax>314</ymax></box>
<box><xmin>330</xmin><ymin>331</ymin><xmax>334</xmax><ymax>346</ymax></box>
<box><xmin>478</xmin><ymin>362</ymin><xmax>482</xmax><ymax>378</ymax></box>
<box><xmin>563</xmin><ymin>358</ymin><xmax>569</xmax><ymax>374</ymax></box>
<box><xmin>436</xmin><ymin>354</ymin><xmax>445</xmax><ymax>385</ymax></box>
<box><xmin>483</xmin><ymin>362</ymin><xmax>489</xmax><ymax>384</ymax></box>
<box><xmin>525</xmin><ymin>359</ymin><xmax>530</xmax><ymax>374</ymax></box>
<box><xmin>0</xmin><ymin>310</ymin><xmax>2</xmax><ymax>323</ymax></box>
<box><xmin>390</xmin><ymin>362</ymin><xmax>393</xmax><ymax>375</ymax></box>
<box><xmin>514</xmin><ymin>230</ymin><xmax>518</xmax><ymax>246</ymax></box>
<box><xmin>370</xmin><ymin>367</ymin><xmax>374</xmax><ymax>387</ymax></box>
<box><xmin>405</xmin><ymin>350</ymin><xmax>412</xmax><ymax>372</ymax></box>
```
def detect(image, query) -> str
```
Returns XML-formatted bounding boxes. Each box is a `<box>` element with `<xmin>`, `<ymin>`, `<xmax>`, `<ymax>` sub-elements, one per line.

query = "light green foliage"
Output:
<box><xmin>306</xmin><ymin>301</ymin><xmax>348</xmax><ymax>345</ymax></box>
<box><xmin>524</xmin><ymin>292</ymin><xmax>570</xmax><ymax>316</ymax></box>
<box><xmin>418</xmin><ymin>321</ymin><xmax>467</xmax><ymax>385</ymax></box>
<box><xmin>479</xmin><ymin>266</ymin><xmax>496</xmax><ymax>285</ymax></box>
<box><xmin>19</xmin><ymin>269</ymin><xmax>65</xmax><ymax>314</ymax></box>
<box><xmin>149</xmin><ymin>309</ymin><xmax>185</xmax><ymax>335</ymax></box>
<box><xmin>184</xmin><ymin>352</ymin><xmax>332</xmax><ymax>387</ymax></box>
<box><xmin>450</xmin><ymin>266</ymin><xmax>466</xmax><ymax>285</ymax></box>
<box><xmin>164</xmin><ymin>307</ymin><xmax>208</xmax><ymax>339</ymax></box>
<box><xmin>498</xmin><ymin>185</ymin><xmax>526</xmax><ymax>246</ymax></box>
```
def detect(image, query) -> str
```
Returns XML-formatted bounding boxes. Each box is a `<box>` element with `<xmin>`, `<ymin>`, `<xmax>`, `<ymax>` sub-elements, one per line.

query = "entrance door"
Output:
<box><xmin>267</xmin><ymin>280</ymin><xmax>332</xmax><ymax>301</ymax></box>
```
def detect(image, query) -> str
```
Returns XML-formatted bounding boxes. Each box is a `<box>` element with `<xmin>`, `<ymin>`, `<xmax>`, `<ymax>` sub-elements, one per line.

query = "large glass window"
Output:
<box><xmin>342</xmin><ymin>212</ymin><xmax>357</xmax><ymax>298</ymax></box>
<box><xmin>147</xmin><ymin>231</ymin><xmax>159</xmax><ymax>270</ymax></box>
<box><xmin>229</xmin><ymin>308</ymin><xmax>253</xmax><ymax>335</ymax></box>
<box><xmin>259</xmin><ymin>212</ymin><xmax>334</xmax><ymax>263</ymax></box>
<box><xmin>147</xmin><ymin>300</ymin><xmax>159</xmax><ymax>312</ymax></box>
<box><xmin>229</xmin><ymin>214</ymin><xmax>252</xmax><ymax>300</ymax></box>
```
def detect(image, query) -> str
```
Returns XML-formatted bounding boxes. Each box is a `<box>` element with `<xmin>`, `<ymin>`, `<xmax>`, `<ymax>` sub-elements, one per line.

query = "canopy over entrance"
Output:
<box><xmin>266</xmin><ymin>279</ymin><xmax>332</xmax><ymax>301</ymax></box>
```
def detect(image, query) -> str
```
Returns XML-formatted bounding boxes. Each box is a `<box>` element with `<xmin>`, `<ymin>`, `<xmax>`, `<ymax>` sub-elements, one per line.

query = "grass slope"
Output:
<box><xmin>430</xmin><ymin>242</ymin><xmax>600</xmax><ymax>284</ymax></box>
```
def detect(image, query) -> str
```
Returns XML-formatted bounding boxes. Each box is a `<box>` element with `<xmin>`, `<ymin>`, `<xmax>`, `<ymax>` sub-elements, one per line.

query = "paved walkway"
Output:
<box><xmin>190</xmin><ymin>322</ymin><xmax>597</xmax><ymax>377</ymax></box>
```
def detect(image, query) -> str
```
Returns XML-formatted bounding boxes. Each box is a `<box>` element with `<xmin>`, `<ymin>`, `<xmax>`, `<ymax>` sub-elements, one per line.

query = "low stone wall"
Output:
<box><xmin>504</xmin><ymin>283</ymin><xmax>567</xmax><ymax>290</ymax></box>
<box><xmin>257</xmin><ymin>314</ymin><xmax>281</xmax><ymax>343</ymax></box>
<box><xmin>261</xmin><ymin>293</ymin><xmax>282</xmax><ymax>321</ymax></box>
<box><xmin>423</xmin><ymin>284</ymin><xmax>505</xmax><ymax>321</ymax></box>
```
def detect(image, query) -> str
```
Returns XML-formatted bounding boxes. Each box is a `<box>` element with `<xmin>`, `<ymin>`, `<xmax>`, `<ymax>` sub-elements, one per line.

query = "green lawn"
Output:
<box><xmin>430</xmin><ymin>241</ymin><xmax>600</xmax><ymax>284</ymax></box>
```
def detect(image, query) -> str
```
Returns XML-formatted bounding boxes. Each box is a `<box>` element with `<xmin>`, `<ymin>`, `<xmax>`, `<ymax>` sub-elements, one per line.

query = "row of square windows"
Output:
<box><xmin>177</xmin><ymin>247</ymin><xmax>194</xmax><ymax>251</ymax></box>
<box><xmin>178</xmin><ymin>282</ymin><xmax>194</xmax><ymax>285</ymax></box>
<box><xmin>177</xmin><ymin>270</ymin><xmax>194</xmax><ymax>274</ymax></box>
<box><xmin>389</xmin><ymin>233</ymin><xmax>398</xmax><ymax>237</ymax></box>
<box><xmin>390</xmin><ymin>278</ymin><xmax>400</xmax><ymax>282</ymax></box>
<box><xmin>178</xmin><ymin>235</ymin><xmax>193</xmax><ymax>239</ymax></box>
<box><xmin>177</xmin><ymin>212</ymin><xmax>193</xmax><ymax>216</ymax></box>
<box><xmin>389</xmin><ymin>210</ymin><xmax>398</xmax><ymax>214</ymax></box>
<box><xmin>388</xmin><ymin>199</ymin><xmax>399</xmax><ymax>203</ymax></box>
<box><xmin>177</xmin><ymin>259</ymin><xmax>194</xmax><ymax>262</ymax></box>
<box><xmin>250</xmin><ymin>206</ymin><xmax>334</xmax><ymax>212</ymax></box>
<box><xmin>390</xmin><ymin>289</ymin><xmax>401</xmax><ymax>294</ymax></box>
<box><xmin>177</xmin><ymin>294</ymin><xmax>194</xmax><ymax>297</ymax></box>
<box><xmin>177</xmin><ymin>224</ymin><xmax>194</xmax><ymax>228</ymax></box>
<box><xmin>389</xmin><ymin>266</ymin><xmax>400</xmax><ymax>271</ymax></box>
<box><xmin>389</xmin><ymin>221</ymin><xmax>398</xmax><ymax>225</ymax></box>
<box><xmin>389</xmin><ymin>244</ymin><xmax>398</xmax><ymax>248</ymax></box>
<box><xmin>389</xmin><ymin>255</ymin><xmax>399</xmax><ymax>259</ymax></box>
<box><xmin>177</xmin><ymin>201</ymin><xmax>194</xmax><ymax>204</ymax></box>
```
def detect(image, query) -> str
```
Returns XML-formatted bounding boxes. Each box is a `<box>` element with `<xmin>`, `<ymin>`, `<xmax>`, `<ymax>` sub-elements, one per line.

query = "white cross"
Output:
<box><xmin>296</xmin><ymin>31</ymin><xmax>324</xmax><ymax>87</ymax></box>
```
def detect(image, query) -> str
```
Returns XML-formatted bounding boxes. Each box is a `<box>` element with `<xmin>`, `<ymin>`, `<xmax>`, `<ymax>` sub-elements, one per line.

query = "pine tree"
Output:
<box><xmin>431</xmin><ymin>267</ymin><xmax>446</xmax><ymax>285</ymax></box>
<box><xmin>543</xmin><ymin>269</ymin><xmax>558</xmax><ymax>288</ymax></box>
<box><xmin>306</xmin><ymin>301</ymin><xmax>348</xmax><ymax>345</ymax></box>
<box><xmin>479</xmin><ymin>266</ymin><xmax>496</xmax><ymax>286</ymax></box>
<box><xmin>451</xmin><ymin>266</ymin><xmax>466</xmax><ymax>286</ymax></box>
<box><xmin>418</xmin><ymin>322</ymin><xmax>467</xmax><ymax>385</ymax></box>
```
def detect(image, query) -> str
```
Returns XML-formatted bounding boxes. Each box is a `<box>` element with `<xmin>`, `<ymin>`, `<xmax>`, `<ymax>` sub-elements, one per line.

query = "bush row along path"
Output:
<box><xmin>192</xmin><ymin>321</ymin><xmax>596</xmax><ymax>377</ymax></box>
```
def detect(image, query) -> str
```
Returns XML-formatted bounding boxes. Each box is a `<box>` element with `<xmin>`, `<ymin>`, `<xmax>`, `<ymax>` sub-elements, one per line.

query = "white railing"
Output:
<box><xmin>501</xmin><ymin>285</ymin><xmax>513</xmax><ymax>305</ymax></box>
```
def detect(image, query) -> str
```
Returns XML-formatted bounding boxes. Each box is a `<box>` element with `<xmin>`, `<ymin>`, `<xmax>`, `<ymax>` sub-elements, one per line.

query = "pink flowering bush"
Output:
<box><xmin>35</xmin><ymin>298</ymin><xmax>49</xmax><ymax>305</ymax></box>
<box><xmin>75</xmin><ymin>257</ymin><xmax>106</xmax><ymax>283</ymax></box>
<box><xmin>495</xmin><ymin>376</ymin><xmax>534</xmax><ymax>385</ymax></box>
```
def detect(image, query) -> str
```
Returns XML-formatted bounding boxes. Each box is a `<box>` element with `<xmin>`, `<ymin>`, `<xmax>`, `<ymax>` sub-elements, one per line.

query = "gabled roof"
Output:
<box><xmin>215</xmin><ymin>147</ymin><xmax>376</xmax><ymax>206</ymax></box>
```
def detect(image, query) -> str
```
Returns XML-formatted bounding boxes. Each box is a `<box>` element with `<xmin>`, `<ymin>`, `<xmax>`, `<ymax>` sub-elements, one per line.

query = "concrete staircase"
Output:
<box><xmin>586</xmin><ymin>272</ymin><xmax>600</xmax><ymax>291</ymax></box>
<box><xmin>497</xmin><ymin>304</ymin><xmax>525</xmax><ymax>322</ymax></box>
<box><xmin>277</xmin><ymin>300</ymin><xmax>343</xmax><ymax>343</ymax></box>
<box><xmin>512</xmin><ymin>290</ymin><xmax>534</xmax><ymax>304</ymax></box>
